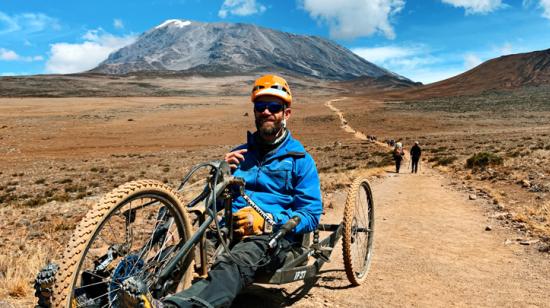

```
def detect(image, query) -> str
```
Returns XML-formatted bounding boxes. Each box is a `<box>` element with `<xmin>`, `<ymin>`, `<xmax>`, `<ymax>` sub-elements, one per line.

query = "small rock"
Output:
<box><xmin>504</xmin><ymin>239</ymin><xmax>513</xmax><ymax>245</ymax></box>
<box><xmin>538</xmin><ymin>243</ymin><xmax>550</xmax><ymax>253</ymax></box>
<box><xmin>485</xmin><ymin>225</ymin><xmax>492</xmax><ymax>231</ymax></box>
<box><xmin>519</xmin><ymin>239</ymin><xmax>538</xmax><ymax>245</ymax></box>
<box><xmin>521</xmin><ymin>179</ymin><xmax>531</xmax><ymax>188</ymax></box>
<box><xmin>469</xmin><ymin>194</ymin><xmax>477</xmax><ymax>200</ymax></box>
<box><xmin>16</xmin><ymin>219</ymin><xmax>31</xmax><ymax>227</ymax></box>
<box><xmin>28</xmin><ymin>231</ymin><xmax>45</xmax><ymax>239</ymax></box>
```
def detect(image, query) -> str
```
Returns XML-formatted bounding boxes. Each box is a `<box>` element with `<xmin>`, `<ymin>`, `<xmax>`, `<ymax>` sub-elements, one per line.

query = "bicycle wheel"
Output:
<box><xmin>52</xmin><ymin>180</ymin><xmax>194</xmax><ymax>307</ymax></box>
<box><xmin>342</xmin><ymin>178</ymin><xmax>375</xmax><ymax>286</ymax></box>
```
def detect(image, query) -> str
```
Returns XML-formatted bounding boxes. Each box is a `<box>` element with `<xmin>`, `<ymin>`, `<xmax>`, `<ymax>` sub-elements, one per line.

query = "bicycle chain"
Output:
<box><xmin>241</xmin><ymin>193</ymin><xmax>276</xmax><ymax>226</ymax></box>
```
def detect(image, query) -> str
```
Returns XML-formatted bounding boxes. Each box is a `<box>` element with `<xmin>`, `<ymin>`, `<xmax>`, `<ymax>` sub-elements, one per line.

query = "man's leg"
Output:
<box><xmin>163</xmin><ymin>235</ymin><xmax>288</xmax><ymax>308</ymax></box>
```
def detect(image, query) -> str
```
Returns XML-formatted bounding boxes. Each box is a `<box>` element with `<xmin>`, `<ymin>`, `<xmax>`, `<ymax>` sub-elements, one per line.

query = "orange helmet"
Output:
<box><xmin>251</xmin><ymin>75</ymin><xmax>293</xmax><ymax>106</ymax></box>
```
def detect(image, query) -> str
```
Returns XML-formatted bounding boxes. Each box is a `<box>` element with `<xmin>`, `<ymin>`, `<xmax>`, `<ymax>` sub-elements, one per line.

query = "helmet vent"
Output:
<box><xmin>271</xmin><ymin>84</ymin><xmax>288</xmax><ymax>93</ymax></box>
<box><xmin>252</xmin><ymin>85</ymin><xmax>265</xmax><ymax>93</ymax></box>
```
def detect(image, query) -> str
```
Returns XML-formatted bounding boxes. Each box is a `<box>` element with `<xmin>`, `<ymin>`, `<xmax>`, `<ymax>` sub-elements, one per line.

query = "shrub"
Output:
<box><xmin>466</xmin><ymin>152</ymin><xmax>503</xmax><ymax>169</ymax></box>
<box><xmin>56</xmin><ymin>178</ymin><xmax>73</xmax><ymax>184</ymax></box>
<box><xmin>435</xmin><ymin>156</ymin><xmax>458</xmax><ymax>166</ymax></box>
<box><xmin>430</xmin><ymin>146</ymin><xmax>448</xmax><ymax>153</ymax></box>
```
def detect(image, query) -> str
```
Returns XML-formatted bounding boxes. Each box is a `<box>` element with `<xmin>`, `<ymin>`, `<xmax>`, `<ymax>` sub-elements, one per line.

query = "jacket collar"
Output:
<box><xmin>246</xmin><ymin>130</ymin><xmax>305</xmax><ymax>161</ymax></box>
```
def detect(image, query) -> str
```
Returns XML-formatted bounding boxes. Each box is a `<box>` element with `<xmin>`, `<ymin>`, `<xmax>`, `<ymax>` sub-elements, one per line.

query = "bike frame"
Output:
<box><xmin>256</xmin><ymin>222</ymin><xmax>342</xmax><ymax>284</ymax></box>
<box><xmin>155</xmin><ymin>160</ymin><xmax>346</xmax><ymax>288</ymax></box>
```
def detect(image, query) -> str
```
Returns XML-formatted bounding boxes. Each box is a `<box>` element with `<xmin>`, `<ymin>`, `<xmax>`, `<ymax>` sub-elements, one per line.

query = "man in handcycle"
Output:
<box><xmin>129</xmin><ymin>74</ymin><xmax>323</xmax><ymax>307</ymax></box>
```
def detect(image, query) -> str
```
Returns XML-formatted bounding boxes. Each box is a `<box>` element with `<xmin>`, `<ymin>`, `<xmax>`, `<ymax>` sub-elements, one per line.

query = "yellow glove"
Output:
<box><xmin>233</xmin><ymin>206</ymin><xmax>266</xmax><ymax>237</ymax></box>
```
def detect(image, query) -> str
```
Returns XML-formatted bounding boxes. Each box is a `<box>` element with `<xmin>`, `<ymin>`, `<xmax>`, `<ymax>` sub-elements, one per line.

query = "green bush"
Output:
<box><xmin>435</xmin><ymin>156</ymin><xmax>458</xmax><ymax>166</ymax></box>
<box><xmin>466</xmin><ymin>152</ymin><xmax>503</xmax><ymax>169</ymax></box>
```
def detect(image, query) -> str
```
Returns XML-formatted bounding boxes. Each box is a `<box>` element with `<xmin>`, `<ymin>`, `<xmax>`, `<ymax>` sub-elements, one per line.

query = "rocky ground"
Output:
<box><xmin>0</xmin><ymin>78</ymin><xmax>548</xmax><ymax>306</ymax></box>
<box><xmin>336</xmin><ymin>88</ymin><xmax>550</xmax><ymax>243</ymax></box>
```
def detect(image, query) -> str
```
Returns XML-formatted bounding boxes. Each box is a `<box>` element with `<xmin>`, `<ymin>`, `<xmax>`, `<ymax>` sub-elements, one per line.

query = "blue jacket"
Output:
<box><xmin>231</xmin><ymin>130</ymin><xmax>322</xmax><ymax>235</ymax></box>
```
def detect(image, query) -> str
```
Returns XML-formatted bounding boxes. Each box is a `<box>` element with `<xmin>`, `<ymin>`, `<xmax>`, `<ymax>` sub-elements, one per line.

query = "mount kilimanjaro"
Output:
<box><xmin>92</xmin><ymin>19</ymin><xmax>414</xmax><ymax>83</ymax></box>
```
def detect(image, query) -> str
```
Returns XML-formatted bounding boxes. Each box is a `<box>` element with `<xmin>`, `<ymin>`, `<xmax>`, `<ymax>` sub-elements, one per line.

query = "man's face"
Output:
<box><xmin>253</xmin><ymin>95</ymin><xmax>291</xmax><ymax>139</ymax></box>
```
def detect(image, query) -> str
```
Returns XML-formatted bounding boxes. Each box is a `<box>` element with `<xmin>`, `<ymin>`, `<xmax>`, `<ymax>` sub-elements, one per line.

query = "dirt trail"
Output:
<box><xmin>261</xmin><ymin>98</ymin><xmax>550</xmax><ymax>307</ymax></box>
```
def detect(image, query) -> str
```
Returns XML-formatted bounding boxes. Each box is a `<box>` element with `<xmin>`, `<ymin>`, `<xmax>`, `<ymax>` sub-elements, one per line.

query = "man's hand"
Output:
<box><xmin>233</xmin><ymin>206</ymin><xmax>265</xmax><ymax>237</ymax></box>
<box><xmin>224</xmin><ymin>149</ymin><xmax>247</xmax><ymax>169</ymax></box>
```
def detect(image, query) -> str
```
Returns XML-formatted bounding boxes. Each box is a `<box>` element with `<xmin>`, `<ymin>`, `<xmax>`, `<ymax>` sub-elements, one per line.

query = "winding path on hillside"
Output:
<box><xmin>240</xmin><ymin>98</ymin><xmax>550</xmax><ymax>307</ymax></box>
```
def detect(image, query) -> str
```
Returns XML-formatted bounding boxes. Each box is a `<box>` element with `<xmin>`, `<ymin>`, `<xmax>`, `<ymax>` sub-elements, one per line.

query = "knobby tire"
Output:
<box><xmin>52</xmin><ymin>180</ymin><xmax>193</xmax><ymax>307</ymax></box>
<box><xmin>342</xmin><ymin>178</ymin><xmax>375</xmax><ymax>286</ymax></box>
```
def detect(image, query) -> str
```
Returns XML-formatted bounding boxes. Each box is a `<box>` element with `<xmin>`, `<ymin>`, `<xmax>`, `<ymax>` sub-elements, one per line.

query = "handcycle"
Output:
<box><xmin>36</xmin><ymin>160</ymin><xmax>374</xmax><ymax>307</ymax></box>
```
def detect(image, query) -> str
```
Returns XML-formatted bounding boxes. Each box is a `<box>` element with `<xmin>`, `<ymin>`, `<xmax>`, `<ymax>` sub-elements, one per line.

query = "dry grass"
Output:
<box><xmin>338</xmin><ymin>89</ymin><xmax>550</xmax><ymax>242</ymax></box>
<box><xmin>0</xmin><ymin>239</ymin><xmax>54</xmax><ymax>304</ymax></box>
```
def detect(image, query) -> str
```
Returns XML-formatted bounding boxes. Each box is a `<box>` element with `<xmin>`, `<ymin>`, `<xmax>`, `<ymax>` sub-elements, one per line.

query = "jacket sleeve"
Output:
<box><xmin>272</xmin><ymin>154</ymin><xmax>323</xmax><ymax>234</ymax></box>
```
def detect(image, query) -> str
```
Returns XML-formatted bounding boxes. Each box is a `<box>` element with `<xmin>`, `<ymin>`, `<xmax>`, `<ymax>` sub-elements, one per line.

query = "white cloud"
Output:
<box><xmin>441</xmin><ymin>0</ymin><xmax>503</xmax><ymax>14</ymax></box>
<box><xmin>524</xmin><ymin>0</ymin><xmax>550</xmax><ymax>19</ymax></box>
<box><xmin>0</xmin><ymin>48</ymin><xmax>19</xmax><ymax>60</ymax></box>
<box><xmin>352</xmin><ymin>46</ymin><xmax>420</xmax><ymax>63</ymax></box>
<box><xmin>114</xmin><ymin>18</ymin><xmax>124</xmax><ymax>29</ymax></box>
<box><xmin>45</xmin><ymin>29</ymin><xmax>136</xmax><ymax>74</ymax></box>
<box><xmin>0</xmin><ymin>11</ymin><xmax>59</xmax><ymax>35</ymax></box>
<box><xmin>351</xmin><ymin>44</ymin><xmax>467</xmax><ymax>83</ymax></box>
<box><xmin>539</xmin><ymin>0</ymin><xmax>550</xmax><ymax>18</ymax></box>
<box><xmin>301</xmin><ymin>0</ymin><xmax>404</xmax><ymax>39</ymax></box>
<box><xmin>352</xmin><ymin>45</ymin><xmax>440</xmax><ymax>71</ymax></box>
<box><xmin>0</xmin><ymin>12</ymin><xmax>19</xmax><ymax>33</ymax></box>
<box><xmin>218</xmin><ymin>0</ymin><xmax>267</xmax><ymax>18</ymax></box>
<box><xmin>464</xmin><ymin>53</ymin><xmax>482</xmax><ymax>69</ymax></box>
<box><xmin>0</xmin><ymin>47</ymin><xmax>43</xmax><ymax>62</ymax></box>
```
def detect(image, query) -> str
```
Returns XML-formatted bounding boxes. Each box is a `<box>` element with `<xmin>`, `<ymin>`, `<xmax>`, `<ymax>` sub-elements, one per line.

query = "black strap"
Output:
<box><xmin>164</xmin><ymin>296</ymin><xmax>215</xmax><ymax>308</ymax></box>
<box><xmin>286</xmin><ymin>151</ymin><xmax>305</xmax><ymax>157</ymax></box>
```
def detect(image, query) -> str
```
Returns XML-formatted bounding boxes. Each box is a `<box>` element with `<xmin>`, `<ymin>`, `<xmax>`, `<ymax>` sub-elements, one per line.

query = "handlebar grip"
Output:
<box><xmin>281</xmin><ymin>216</ymin><xmax>301</xmax><ymax>233</ymax></box>
<box><xmin>268</xmin><ymin>216</ymin><xmax>301</xmax><ymax>248</ymax></box>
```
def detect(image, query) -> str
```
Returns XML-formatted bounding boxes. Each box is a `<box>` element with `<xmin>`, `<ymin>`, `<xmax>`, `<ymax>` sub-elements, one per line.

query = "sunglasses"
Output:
<box><xmin>254</xmin><ymin>102</ymin><xmax>285</xmax><ymax>113</ymax></box>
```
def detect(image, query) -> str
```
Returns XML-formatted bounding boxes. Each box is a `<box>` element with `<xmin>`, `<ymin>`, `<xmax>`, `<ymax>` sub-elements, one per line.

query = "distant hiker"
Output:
<box><xmin>410</xmin><ymin>141</ymin><xmax>422</xmax><ymax>173</ymax></box>
<box><xmin>393</xmin><ymin>142</ymin><xmax>405</xmax><ymax>173</ymax></box>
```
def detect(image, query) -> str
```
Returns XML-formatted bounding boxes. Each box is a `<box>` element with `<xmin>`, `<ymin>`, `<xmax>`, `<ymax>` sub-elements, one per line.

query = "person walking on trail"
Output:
<box><xmin>410</xmin><ymin>141</ymin><xmax>422</xmax><ymax>173</ymax></box>
<box><xmin>133</xmin><ymin>75</ymin><xmax>322</xmax><ymax>308</ymax></box>
<box><xmin>393</xmin><ymin>142</ymin><xmax>405</xmax><ymax>173</ymax></box>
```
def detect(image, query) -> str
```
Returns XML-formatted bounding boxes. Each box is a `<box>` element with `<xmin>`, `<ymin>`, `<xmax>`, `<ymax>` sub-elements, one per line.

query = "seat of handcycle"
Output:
<box><xmin>254</xmin><ymin>232</ymin><xmax>311</xmax><ymax>284</ymax></box>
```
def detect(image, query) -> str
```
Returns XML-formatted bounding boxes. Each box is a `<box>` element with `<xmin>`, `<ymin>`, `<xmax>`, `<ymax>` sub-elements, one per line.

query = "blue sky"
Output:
<box><xmin>1</xmin><ymin>0</ymin><xmax>550</xmax><ymax>83</ymax></box>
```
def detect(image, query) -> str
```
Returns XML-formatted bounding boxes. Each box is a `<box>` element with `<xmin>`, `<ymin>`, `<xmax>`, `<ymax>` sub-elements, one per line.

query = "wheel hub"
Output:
<box><xmin>109</xmin><ymin>254</ymin><xmax>144</xmax><ymax>303</ymax></box>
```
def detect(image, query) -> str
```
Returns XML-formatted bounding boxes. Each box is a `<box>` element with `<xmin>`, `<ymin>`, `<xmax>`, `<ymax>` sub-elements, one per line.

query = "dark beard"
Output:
<box><xmin>255</xmin><ymin>118</ymin><xmax>283</xmax><ymax>137</ymax></box>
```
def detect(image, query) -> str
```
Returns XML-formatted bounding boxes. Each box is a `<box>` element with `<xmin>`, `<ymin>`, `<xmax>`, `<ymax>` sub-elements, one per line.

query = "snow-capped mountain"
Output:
<box><xmin>92</xmin><ymin>19</ymin><xmax>413</xmax><ymax>82</ymax></box>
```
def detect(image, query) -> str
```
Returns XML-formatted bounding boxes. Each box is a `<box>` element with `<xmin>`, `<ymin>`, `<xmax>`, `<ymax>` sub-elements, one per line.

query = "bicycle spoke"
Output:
<box><xmin>75</xmin><ymin>286</ymin><xmax>119</xmax><ymax>308</ymax></box>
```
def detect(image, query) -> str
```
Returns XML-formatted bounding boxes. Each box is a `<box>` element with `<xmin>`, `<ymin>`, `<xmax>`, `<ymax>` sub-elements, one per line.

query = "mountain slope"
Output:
<box><xmin>388</xmin><ymin>48</ymin><xmax>550</xmax><ymax>99</ymax></box>
<box><xmin>92</xmin><ymin>20</ymin><xmax>413</xmax><ymax>82</ymax></box>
